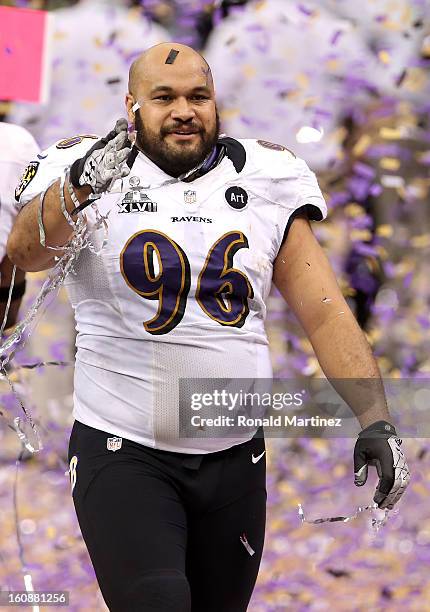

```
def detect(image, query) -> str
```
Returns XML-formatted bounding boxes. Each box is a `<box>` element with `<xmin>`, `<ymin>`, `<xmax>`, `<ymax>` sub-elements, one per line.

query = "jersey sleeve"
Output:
<box><xmin>15</xmin><ymin>135</ymin><xmax>99</xmax><ymax>210</ymax></box>
<box><xmin>0</xmin><ymin>161</ymin><xmax>23</xmax><ymax>261</ymax></box>
<box><xmin>0</xmin><ymin>126</ymin><xmax>40</xmax><ymax>261</ymax></box>
<box><xmin>270</xmin><ymin>155</ymin><xmax>328</xmax><ymax>254</ymax></box>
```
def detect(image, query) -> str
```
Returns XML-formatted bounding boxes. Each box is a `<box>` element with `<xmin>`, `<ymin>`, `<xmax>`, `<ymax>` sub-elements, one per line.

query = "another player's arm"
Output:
<box><xmin>272</xmin><ymin>213</ymin><xmax>391</xmax><ymax>428</ymax></box>
<box><xmin>0</xmin><ymin>255</ymin><xmax>26</xmax><ymax>328</ymax></box>
<box><xmin>7</xmin><ymin>179</ymin><xmax>91</xmax><ymax>272</ymax></box>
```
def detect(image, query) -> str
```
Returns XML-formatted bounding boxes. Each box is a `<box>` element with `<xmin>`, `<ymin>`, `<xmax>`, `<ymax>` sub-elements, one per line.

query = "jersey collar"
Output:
<box><xmin>126</xmin><ymin>137</ymin><xmax>247</xmax><ymax>187</ymax></box>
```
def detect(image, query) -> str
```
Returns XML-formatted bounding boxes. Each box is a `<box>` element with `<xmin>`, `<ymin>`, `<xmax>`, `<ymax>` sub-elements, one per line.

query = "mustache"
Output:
<box><xmin>161</xmin><ymin>123</ymin><xmax>203</xmax><ymax>135</ymax></box>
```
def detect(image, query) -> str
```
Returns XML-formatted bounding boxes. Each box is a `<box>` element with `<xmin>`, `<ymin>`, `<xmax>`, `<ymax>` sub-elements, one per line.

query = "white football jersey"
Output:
<box><xmin>0</xmin><ymin>123</ymin><xmax>39</xmax><ymax>268</ymax></box>
<box><xmin>18</xmin><ymin>135</ymin><xmax>327</xmax><ymax>453</ymax></box>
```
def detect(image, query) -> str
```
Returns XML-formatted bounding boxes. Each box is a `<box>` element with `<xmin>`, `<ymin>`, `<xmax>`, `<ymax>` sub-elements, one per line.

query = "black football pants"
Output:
<box><xmin>68</xmin><ymin>420</ymin><xmax>267</xmax><ymax>611</ymax></box>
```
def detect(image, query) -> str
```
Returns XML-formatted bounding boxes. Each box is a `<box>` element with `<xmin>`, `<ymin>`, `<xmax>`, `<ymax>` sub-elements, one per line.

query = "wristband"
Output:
<box><xmin>358</xmin><ymin>420</ymin><xmax>397</xmax><ymax>438</ymax></box>
<box><xmin>60</xmin><ymin>169</ymin><xmax>86</xmax><ymax>231</ymax></box>
<box><xmin>65</xmin><ymin>167</ymin><xmax>81</xmax><ymax>209</ymax></box>
<box><xmin>69</xmin><ymin>192</ymin><xmax>101</xmax><ymax>216</ymax></box>
<box><xmin>37</xmin><ymin>185</ymin><xmax>50</xmax><ymax>247</ymax></box>
<box><xmin>59</xmin><ymin>169</ymin><xmax>76</xmax><ymax>229</ymax></box>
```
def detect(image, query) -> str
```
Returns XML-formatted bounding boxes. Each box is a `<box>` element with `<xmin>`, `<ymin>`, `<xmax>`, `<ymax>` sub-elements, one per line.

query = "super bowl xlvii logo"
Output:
<box><xmin>107</xmin><ymin>436</ymin><xmax>123</xmax><ymax>452</ymax></box>
<box><xmin>118</xmin><ymin>176</ymin><xmax>157</xmax><ymax>213</ymax></box>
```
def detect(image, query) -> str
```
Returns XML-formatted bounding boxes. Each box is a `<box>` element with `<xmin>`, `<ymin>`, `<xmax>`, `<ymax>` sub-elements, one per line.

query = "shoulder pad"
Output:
<box><xmin>238</xmin><ymin>139</ymin><xmax>297</xmax><ymax>178</ymax></box>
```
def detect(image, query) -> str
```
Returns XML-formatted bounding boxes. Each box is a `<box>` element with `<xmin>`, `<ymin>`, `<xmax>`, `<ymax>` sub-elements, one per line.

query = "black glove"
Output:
<box><xmin>69</xmin><ymin>118</ymin><xmax>131</xmax><ymax>193</ymax></box>
<box><xmin>354</xmin><ymin>420</ymin><xmax>410</xmax><ymax>509</ymax></box>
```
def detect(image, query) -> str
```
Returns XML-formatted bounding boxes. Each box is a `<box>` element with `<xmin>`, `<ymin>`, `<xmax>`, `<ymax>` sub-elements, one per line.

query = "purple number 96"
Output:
<box><xmin>120</xmin><ymin>230</ymin><xmax>254</xmax><ymax>335</ymax></box>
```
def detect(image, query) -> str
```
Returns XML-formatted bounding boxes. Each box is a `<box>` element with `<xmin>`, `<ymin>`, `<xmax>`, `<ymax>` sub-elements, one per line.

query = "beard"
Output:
<box><xmin>135</xmin><ymin>110</ymin><xmax>220</xmax><ymax>178</ymax></box>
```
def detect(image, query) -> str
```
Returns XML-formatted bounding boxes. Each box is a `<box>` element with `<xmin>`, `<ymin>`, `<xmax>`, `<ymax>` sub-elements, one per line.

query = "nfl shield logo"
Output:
<box><xmin>107</xmin><ymin>436</ymin><xmax>123</xmax><ymax>452</ymax></box>
<box><xmin>184</xmin><ymin>190</ymin><xmax>197</xmax><ymax>205</ymax></box>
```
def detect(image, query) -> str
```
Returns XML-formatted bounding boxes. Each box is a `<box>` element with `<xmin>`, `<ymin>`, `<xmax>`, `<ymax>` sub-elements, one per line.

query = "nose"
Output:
<box><xmin>170</xmin><ymin>96</ymin><xmax>196</xmax><ymax>122</ymax></box>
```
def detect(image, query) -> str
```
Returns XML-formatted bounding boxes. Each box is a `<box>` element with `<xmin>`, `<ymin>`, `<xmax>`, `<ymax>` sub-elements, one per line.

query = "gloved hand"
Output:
<box><xmin>69</xmin><ymin>118</ymin><xmax>131</xmax><ymax>193</ymax></box>
<box><xmin>354</xmin><ymin>420</ymin><xmax>410</xmax><ymax>509</ymax></box>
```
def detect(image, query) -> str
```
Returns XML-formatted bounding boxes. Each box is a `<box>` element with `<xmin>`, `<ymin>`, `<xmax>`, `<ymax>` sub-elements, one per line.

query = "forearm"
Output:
<box><xmin>7</xmin><ymin>178</ymin><xmax>91</xmax><ymax>272</ymax></box>
<box><xmin>309</xmin><ymin>310</ymin><xmax>391</xmax><ymax>428</ymax></box>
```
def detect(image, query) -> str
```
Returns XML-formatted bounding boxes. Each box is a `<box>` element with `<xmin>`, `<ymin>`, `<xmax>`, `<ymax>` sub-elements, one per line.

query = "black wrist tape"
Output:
<box><xmin>358</xmin><ymin>420</ymin><xmax>397</xmax><ymax>438</ymax></box>
<box><xmin>69</xmin><ymin>158</ymin><xmax>83</xmax><ymax>188</ymax></box>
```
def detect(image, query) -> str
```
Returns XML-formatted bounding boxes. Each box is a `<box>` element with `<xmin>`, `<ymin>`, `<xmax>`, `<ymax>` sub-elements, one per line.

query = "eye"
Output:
<box><xmin>154</xmin><ymin>95</ymin><xmax>172</xmax><ymax>101</ymax></box>
<box><xmin>191</xmin><ymin>95</ymin><xmax>209</xmax><ymax>101</ymax></box>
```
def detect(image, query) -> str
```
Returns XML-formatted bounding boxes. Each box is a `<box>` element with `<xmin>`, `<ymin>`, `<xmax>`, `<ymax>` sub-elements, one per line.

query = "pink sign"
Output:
<box><xmin>0</xmin><ymin>6</ymin><xmax>52</xmax><ymax>103</ymax></box>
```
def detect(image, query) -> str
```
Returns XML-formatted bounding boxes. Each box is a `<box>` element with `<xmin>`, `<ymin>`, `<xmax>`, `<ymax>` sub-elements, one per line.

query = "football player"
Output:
<box><xmin>7</xmin><ymin>43</ymin><xmax>409</xmax><ymax>612</ymax></box>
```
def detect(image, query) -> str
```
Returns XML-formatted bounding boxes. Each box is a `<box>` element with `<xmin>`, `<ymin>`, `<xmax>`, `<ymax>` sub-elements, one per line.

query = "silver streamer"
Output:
<box><xmin>0</xmin><ymin>176</ymin><xmax>114</xmax><ymax>599</ymax></box>
<box><xmin>13</xmin><ymin>442</ymin><xmax>41</xmax><ymax>608</ymax></box>
<box><xmin>0</xmin><ymin>264</ymin><xmax>16</xmax><ymax>337</ymax></box>
<box><xmin>298</xmin><ymin>502</ymin><xmax>391</xmax><ymax>532</ymax></box>
<box><xmin>0</xmin><ymin>191</ymin><xmax>110</xmax><ymax>453</ymax></box>
<box><xmin>0</xmin><ymin>360</ymin><xmax>72</xmax><ymax>373</ymax></box>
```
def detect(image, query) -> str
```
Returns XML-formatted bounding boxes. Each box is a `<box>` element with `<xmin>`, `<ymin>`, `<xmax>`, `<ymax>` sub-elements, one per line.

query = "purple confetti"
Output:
<box><xmin>298</xmin><ymin>4</ymin><xmax>314</xmax><ymax>16</ymax></box>
<box><xmin>330</xmin><ymin>30</ymin><xmax>343</xmax><ymax>46</ymax></box>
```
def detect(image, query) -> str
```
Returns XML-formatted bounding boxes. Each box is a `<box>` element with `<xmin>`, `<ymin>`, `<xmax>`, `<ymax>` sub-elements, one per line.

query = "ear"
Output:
<box><xmin>125</xmin><ymin>93</ymin><xmax>136</xmax><ymax>126</ymax></box>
